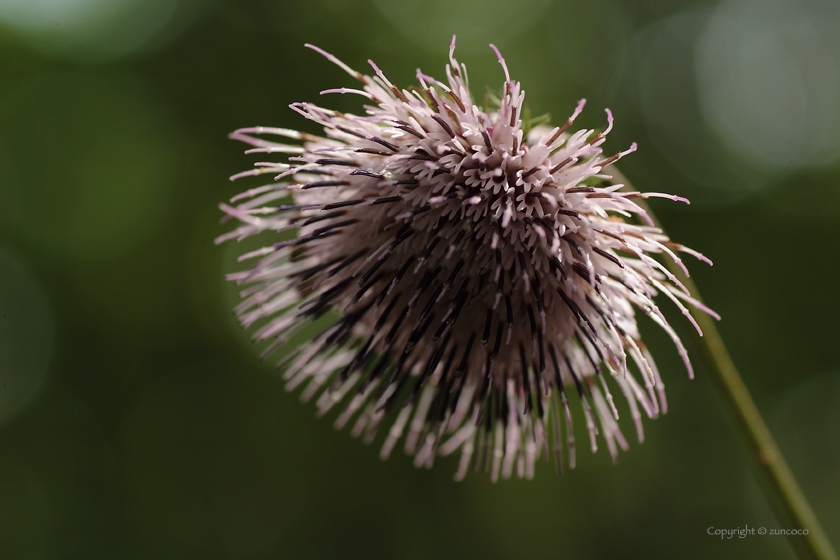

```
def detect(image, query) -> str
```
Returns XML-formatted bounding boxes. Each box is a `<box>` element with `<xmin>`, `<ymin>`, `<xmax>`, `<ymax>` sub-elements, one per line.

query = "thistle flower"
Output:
<box><xmin>218</xmin><ymin>37</ymin><xmax>715</xmax><ymax>481</ymax></box>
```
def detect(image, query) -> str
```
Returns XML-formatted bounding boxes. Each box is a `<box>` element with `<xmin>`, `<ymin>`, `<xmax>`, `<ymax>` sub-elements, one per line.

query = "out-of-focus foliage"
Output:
<box><xmin>0</xmin><ymin>1</ymin><xmax>837</xmax><ymax>558</ymax></box>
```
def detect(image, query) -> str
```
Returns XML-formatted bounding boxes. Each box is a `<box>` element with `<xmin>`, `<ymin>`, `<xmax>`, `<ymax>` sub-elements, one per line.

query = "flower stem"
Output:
<box><xmin>615</xmin><ymin>170</ymin><xmax>838</xmax><ymax>560</ymax></box>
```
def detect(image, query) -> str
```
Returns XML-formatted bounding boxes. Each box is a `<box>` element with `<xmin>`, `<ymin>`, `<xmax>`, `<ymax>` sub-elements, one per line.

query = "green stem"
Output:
<box><xmin>614</xmin><ymin>170</ymin><xmax>838</xmax><ymax>560</ymax></box>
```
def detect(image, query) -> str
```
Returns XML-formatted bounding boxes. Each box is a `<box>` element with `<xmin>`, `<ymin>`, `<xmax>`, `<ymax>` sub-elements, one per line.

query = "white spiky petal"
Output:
<box><xmin>219</xmin><ymin>37</ymin><xmax>715</xmax><ymax>480</ymax></box>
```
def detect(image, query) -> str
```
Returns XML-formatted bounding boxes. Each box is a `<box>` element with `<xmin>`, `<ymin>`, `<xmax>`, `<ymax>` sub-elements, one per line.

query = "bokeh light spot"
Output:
<box><xmin>764</xmin><ymin>372</ymin><xmax>840</xmax><ymax>543</ymax></box>
<box><xmin>0</xmin><ymin>246</ymin><xmax>54</xmax><ymax>425</ymax></box>
<box><xmin>696</xmin><ymin>0</ymin><xmax>840</xmax><ymax>171</ymax></box>
<box><xmin>0</xmin><ymin>0</ymin><xmax>180</xmax><ymax>62</ymax></box>
<box><xmin>635</xmin><ymin>8</ymin><xmax>753</xmax><ymax>205</ymax></box>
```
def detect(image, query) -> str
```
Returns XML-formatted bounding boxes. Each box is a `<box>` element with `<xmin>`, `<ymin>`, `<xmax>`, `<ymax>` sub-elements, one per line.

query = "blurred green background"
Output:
<box><xmin>1</xmin><ymin>0</ymin><xmax>838</xmax><ymax>558</ymax></box>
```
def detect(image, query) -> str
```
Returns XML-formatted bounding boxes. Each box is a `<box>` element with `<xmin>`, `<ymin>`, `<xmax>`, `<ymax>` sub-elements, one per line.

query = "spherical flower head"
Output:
<box><xmin>218</xmin><ymin>37</ymin><xmax>716</xmax><ymax>481</ymax></box>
